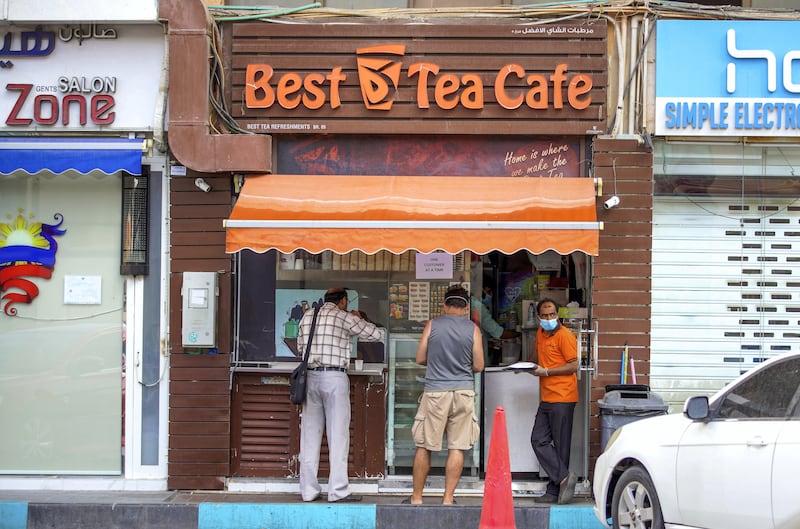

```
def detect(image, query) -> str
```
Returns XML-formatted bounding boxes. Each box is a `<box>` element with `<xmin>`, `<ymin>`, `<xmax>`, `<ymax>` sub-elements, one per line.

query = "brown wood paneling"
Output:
<box><xmin>167</xmin><ymin>476</ymin><xmax>226</xmax><ymax>490</ymax></box>
<box><xmin>169</xmin><ymin>422</ymin><xmax>230</xmax><ymax>436</ymax></box>
<box><xmin>169</xmin><ymin>435</ymin><xmax>229</xmax><ymax>450</ymax></box>
<box><xmin>223</xmin><ymin>18</ymin><xmax>607</xmax><ymax>136</ymax></box>
<box><xmin>230</xmin><ymin>372</ymin><xmax>386</xmax><ymax>478</ymax></box>
<box><xmin>591</xmin><ymin>278</ymin><xmax>651</xmax><ymax>291</ymax></box>
<box><xmin>170</xmin><ymin>380</ymin><xmax>230</xmax><ymax>395</ymax></box>
<box><xmin>169</xmin><ymin>449</ymin><xmax>229</xmax><ymax>463</ymax></box>
<box><xmin>590</xmin><ymin>136</ymin><xmax>653</xmax><ymax>471</ymax></box>
<box><xmin>171</xmin><ymin>232</ymin><xmax>227</xmax><ymax>246</ymax></box>
<box><xmin>168</xmin><ymin>168</ymin><xmax>235</xmax><ymax>490</ymax></box>
<box><xmin>170</xmin><ymin>408</ymin><xmax>231</xmax><ymax>422</ymax></box>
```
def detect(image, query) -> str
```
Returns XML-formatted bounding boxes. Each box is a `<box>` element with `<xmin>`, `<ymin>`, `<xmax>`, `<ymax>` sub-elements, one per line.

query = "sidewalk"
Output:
<box><xmin>0</xmin><ymin>488</ymin><xmax>605</xmax><ymax>529</ymax></box>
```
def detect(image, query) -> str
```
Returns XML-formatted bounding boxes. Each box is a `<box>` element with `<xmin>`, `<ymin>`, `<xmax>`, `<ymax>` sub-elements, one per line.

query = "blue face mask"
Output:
<box><xmin>539</xmin><ymin>318</ymin><xmax>558</xmax><ymax>331</ymax></box>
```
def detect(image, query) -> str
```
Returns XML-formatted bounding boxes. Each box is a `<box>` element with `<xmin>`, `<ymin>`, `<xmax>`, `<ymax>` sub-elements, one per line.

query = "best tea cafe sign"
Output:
<box><xmin>656</xmin><ymin>20</ymin><xmax>800</xmax><ymax>137</ymax></box>
<box><xmin>245</xmin><ymin>43</ymin><xmax>595</xmax><ymax>116</ymax></box>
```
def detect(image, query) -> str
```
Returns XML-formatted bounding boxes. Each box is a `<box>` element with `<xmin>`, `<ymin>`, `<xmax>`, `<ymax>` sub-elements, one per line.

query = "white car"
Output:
<box><xmin>593</xmin><ymin>352</ymin><xmax>800</xmax><ymax>529</ymax></box>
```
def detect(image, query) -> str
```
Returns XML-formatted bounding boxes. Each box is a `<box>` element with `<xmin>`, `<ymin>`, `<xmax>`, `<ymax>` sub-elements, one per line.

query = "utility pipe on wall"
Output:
<box><xmin>158</xmin><ymin>0</ymin><xmax>272</xmax><ymax>173</ymax></box>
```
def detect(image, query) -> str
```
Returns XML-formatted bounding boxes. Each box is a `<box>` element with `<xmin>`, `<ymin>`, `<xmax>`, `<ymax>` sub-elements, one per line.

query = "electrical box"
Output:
<box><xmin>181</xmin><ymin>271</ymin><xmax>217</xmax><ymax>347</ymax></box>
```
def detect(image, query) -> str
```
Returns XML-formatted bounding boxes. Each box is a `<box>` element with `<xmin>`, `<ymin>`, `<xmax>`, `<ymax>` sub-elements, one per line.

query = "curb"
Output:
<box><xmin>1</xmin><ymin>501</ymin><xmax>605</xmax><ymax>529</ymax></box>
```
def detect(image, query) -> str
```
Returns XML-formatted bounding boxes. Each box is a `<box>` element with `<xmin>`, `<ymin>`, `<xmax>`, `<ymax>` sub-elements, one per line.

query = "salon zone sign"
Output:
<box><xmin>0</xmin><ymin>24</ymin><xmax>164</xmax><ymax>131</ymax></box>
<box><xmin>656</xmin><ymin>20</ymin><xmax>800</xmax><ymax>137</ymax></box>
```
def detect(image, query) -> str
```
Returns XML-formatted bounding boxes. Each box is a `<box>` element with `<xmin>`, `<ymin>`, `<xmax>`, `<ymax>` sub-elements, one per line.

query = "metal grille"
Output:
<box><xmin>120</xmin><ymin>169</ymin><xmax>149</xmax><ymax>275</ymax></box>
<box><xmin>651</xmin><ymin>196</ymin><xmax>800</xmax><ymax>410</ymax></box>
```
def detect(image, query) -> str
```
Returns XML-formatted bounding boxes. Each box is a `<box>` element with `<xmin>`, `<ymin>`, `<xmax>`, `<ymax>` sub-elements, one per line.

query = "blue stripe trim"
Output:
<box><xmin>549</xmin><ymin>505</ymin><xmax>606</xmax><ymax>529</ymax></box>
<box><xmin>0</xmin><ymin>502</ymin><xmax>28</xmax><ymax>529</ymax></box>
<box><xmin>199</xmin><ymin>502</ymin><xmax>376</xmax><ymax>529</ymax></box>
<box><xmin>0</xmin><ymin>138</ymin><xmax>143</xmax><ymax>176</ymax></box>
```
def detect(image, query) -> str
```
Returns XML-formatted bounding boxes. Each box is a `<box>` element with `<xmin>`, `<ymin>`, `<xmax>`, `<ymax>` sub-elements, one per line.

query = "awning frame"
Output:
<box><xmin>226</xmin><ymin>220</ymin><xmax>600</xmax><ymax>230</ymax></box>
<box><xmin>225</xmin><ymin>174</ymin><xmax>603</xmax><ymax>256</ymax></box>
<box><xmin>0</xmin><ymin>137</ymin><xmax>147</xmax><ymax>176</ymax></box>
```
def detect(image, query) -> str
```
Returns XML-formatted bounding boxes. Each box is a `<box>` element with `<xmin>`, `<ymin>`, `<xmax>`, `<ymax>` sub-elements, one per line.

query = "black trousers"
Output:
<box><xmin>530</xmin><ymin>401</ymin><xmax>576</xmax><ymax>496</ymax></box>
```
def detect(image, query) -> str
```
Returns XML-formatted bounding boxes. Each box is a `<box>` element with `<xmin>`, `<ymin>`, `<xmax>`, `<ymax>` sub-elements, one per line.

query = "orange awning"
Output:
<box><xmin>225</xmin><ymin>175</ymin><xmax>601</xmax><ymax>255</ymax></box>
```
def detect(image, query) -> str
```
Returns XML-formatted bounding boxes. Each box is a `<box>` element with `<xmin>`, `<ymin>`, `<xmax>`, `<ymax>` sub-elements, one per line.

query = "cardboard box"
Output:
<box><xmin>559</xmin><ymin>306</ymin><xmax>588</xmax><ymax>319</ymax></box>
<box><xmin>539</xmin><ymin>288</ymin><xmax>568</xmax><ymax>306</ymax></box>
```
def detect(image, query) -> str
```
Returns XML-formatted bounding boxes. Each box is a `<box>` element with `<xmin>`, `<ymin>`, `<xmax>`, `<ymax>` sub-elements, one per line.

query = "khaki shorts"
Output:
<box><xmin>411</xmin><ymin>389</ymin><xmax>479</xmax><ymax>451</ymax></box>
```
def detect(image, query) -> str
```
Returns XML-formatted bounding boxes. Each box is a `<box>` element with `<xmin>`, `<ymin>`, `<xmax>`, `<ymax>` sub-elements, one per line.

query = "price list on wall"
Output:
<box><xmin>388</xmin><ymin>280</ymin><xmax>460</xmax><ymax>332</ymax></box>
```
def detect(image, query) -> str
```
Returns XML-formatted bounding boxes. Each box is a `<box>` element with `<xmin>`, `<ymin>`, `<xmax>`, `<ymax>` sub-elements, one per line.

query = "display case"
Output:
<box><xmin>387</xmin><ymin>333</ymin><xmax>480</xmax><ymax>475</ymax></box>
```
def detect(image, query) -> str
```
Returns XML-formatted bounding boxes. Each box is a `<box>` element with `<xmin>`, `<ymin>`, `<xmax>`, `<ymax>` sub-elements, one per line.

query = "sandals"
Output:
<box><xmin>402</xmin><ymin>497</ymin><xmax>457</xmax><ymax>505</ymax></box>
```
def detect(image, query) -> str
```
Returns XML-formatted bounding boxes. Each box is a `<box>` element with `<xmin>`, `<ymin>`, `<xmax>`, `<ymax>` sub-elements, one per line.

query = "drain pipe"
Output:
<box><xmin>158</xmin><ymin>0</ymin><xmax>272</xmax><ymax>173</ymax></box>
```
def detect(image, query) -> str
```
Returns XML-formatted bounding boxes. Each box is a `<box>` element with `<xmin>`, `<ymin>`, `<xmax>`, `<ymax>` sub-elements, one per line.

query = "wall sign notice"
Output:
<box><xmin>415</xmin><ymin>252</ymin><xmax>453</xmax><ymax>279</ymax></box>
<box><xmin>64</xmin><ymin>275</ymin><xmax>102</xmax><ymax>305</ymax></box>
<box><xmin>656</xmin><ymin>20</ymin><xmax>800</xmax><ymax>137</ymax></box>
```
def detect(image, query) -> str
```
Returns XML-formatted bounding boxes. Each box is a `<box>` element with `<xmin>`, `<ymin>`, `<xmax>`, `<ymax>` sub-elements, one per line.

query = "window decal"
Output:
<box><xmin>0</xmin><ymin>209</ymin><xmax>66</xmax><ymax>316</ymax></box>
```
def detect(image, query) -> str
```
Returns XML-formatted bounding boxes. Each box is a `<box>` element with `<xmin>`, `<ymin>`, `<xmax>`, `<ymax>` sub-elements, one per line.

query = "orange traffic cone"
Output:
<box><xmin>479</xmin><ymin>406</ymin><xmax>516</xmax><ymax>529</ymax></box>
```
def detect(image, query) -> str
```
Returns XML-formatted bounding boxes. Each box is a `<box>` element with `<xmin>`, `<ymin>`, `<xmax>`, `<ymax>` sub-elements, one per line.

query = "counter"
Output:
<box><xmin>230</xmin><ymin>368</ymin><xmax>387</xmax><ymax>478</ymax></box>
<box><xmin>483</xmin><ymin>367</ymin><xmax>540</xmax><ymax>472</ymax></box>
<box><xmin>233</xmin><ymin>362</ymin><xmax>386</xmax><ymax>376</ymax></box>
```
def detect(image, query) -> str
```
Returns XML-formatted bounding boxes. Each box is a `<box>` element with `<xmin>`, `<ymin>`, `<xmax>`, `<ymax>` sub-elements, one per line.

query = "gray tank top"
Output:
<box><xmin>424</xmin><ymin>314</ymin><xmax>476</xmax><ymax>391</ymax></box>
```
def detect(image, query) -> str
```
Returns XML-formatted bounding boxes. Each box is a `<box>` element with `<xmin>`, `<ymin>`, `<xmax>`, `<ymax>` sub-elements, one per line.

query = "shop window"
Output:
<box><xmin>234</xmin><ymin>249</ymin><xmax>472</xmax><ymax>364</ymax></box>
<box><xmin>0</xmin><ymin>172</ymin><xmax>124</xmax><ymax>474</ymax></box>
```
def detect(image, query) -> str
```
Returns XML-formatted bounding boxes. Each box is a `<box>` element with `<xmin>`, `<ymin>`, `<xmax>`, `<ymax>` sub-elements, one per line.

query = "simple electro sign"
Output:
<box><xmin>656</xmin><ymin>20</ymin><xmax>800</xmax><ymax>137</ymax></box>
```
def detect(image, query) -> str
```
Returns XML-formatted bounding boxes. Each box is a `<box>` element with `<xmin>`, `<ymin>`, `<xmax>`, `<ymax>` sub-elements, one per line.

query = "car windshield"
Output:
<box><xmin>715</xmin><ymin>356</ymin><xmax>800</xmax><ymax>420</ymax></box>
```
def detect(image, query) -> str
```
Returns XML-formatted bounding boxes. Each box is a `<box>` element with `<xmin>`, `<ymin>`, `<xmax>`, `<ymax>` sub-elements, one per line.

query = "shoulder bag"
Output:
<box><xmin>289</xmin><ymin>306</ymin><xmax>320</xmax><ymax>405</ymax></box>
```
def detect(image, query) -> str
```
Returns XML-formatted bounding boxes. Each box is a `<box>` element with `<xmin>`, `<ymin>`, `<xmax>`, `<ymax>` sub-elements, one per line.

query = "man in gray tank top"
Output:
<box><xmin>403</xmin><ymin>285</ymin><xmax>484</xmax><ymax>505</ymax></box>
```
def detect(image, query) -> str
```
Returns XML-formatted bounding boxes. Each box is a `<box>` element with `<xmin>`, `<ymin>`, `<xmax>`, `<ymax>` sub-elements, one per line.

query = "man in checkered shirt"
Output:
<box><xmin>297</xmin><ymin>286</ymin><xmax>383</xmax><ymax>503</ymax></box>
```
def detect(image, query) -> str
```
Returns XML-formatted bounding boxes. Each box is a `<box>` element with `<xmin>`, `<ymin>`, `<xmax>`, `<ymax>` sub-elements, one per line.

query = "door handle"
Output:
<box><xmin>746</xmin><ymin>436</ymin><xmax>768</xmax><ymax>447</ymax></box>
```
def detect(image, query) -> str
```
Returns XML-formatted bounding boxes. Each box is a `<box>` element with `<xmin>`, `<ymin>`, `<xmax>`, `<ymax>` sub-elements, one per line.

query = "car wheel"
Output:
<box><xmin>611</xmin><ymin>465</ymin><xmax>664</xmax><ymax>529</ymax></box>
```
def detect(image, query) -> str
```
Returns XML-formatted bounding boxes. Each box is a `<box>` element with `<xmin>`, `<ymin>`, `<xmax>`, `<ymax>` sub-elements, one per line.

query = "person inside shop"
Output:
<box><xmin>404</xmin><ymin>285</ymin><xmax>484</xmax><ymax>506</ymax></box>
<box><xmin>297</xmin><ymin>286</ymin><xmax>383</xmax><ymax>503</ymax></box>
<box><xmin>470</xmin><ymin>276</ymin><xmax>520</xmax><ymax>365</ymax></box>
<box><xmin>527</xmin><ymin>298</ymin><xmax>579</xmax><ymax>505</ymax></box>
<box><xmin>498</xmin><ymin>251</ymin><xmax>538</xmax><ymax>328</ymax></box>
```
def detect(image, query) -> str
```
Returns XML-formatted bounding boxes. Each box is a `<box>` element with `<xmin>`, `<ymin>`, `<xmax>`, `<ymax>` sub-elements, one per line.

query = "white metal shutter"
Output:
<box><xmin>651</xmin><ymin>196</ymin><xmax>800</xmax><ymax>411</ymax></box>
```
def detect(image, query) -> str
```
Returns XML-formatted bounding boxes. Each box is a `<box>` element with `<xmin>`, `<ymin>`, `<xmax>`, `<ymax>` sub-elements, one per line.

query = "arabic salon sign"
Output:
<box><xmin>0</xmin><ymin>24</ymin><xmax>165</xmax><ymax>132</ymax></box>
<box><xmin>656</xmin><ymin>20</ymin><xmax>800</xmax><ymax>137</ymax></box>
<box><xmin>0</xmin><ymin>209</ymin><xmax>66</xmax><ymax>316</ymax></box>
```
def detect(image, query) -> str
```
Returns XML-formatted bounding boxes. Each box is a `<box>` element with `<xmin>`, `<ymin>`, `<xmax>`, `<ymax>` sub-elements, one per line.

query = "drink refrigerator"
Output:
<box><xmin>386</xmin><ymin>333</ymin><xmax>481</xmax><ymax>475</ymax></box>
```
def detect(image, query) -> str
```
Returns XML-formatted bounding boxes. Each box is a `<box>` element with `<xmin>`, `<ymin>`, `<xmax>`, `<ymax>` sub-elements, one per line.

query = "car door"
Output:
<box><xmin>675</xmin><ymin>356</ymin><xmax>800</xmax><ymax>529</ymax></box>
<box><xmin>772</xmin><ymin>374</ymin><xmax>800</xmax><ymax>529</ymax></box>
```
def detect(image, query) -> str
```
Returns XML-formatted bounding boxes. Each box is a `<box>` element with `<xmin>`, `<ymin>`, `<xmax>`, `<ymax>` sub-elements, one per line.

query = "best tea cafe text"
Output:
<box><xmin>245</xmin><ymin>62</ymin><xmax>594</xmax><ymax>111</ymax></box>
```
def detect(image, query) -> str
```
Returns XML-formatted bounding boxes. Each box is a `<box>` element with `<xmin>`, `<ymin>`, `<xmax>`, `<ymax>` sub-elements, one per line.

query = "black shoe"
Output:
<box><xmin>535</xmin><ymin>493</ymin><xmax>558</xmax><ymax>504</ymax></box>
<box><xmin>558</xmin><ymin>472</ymin><xmax>577</xmax><ymax>505</ymax></box>
<box><xmin>333</xmin><ymin>494</ymin><xmax>362</xmax><ymax>503</ymax></box>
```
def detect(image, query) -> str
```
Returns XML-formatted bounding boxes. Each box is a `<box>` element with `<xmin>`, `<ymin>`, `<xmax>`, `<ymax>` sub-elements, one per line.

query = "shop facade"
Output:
<box><xmin>650</xmin><ymin>19</ymin><xmax>800</xmax><ymax>411</ymax></box>
<box><xmin>0</xmin><ymin>2</ymin><xmax>170</xmax><ymax>487</ymax></box>
<box><xmin>163</xmin><ymin>1</ymin><xmax>654</xmax><ymax>491</ymax></box>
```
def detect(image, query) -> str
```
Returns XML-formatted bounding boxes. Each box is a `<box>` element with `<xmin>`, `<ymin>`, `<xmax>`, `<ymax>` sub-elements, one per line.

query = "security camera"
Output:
<box><xmin>604</xmin><ymin>195</ymin><xmax>620</xmax><ymax>209</ymax></box>
<box><xmin>194</xmin><ymin>177</ymin><xmax>211</xmax><ymax>193</ymax></box>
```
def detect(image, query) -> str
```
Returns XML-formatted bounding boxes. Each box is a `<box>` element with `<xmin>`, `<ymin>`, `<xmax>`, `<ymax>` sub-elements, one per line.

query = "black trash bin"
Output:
<box><xmin>598</xmin><ymin>385</ymin><xmax>669</xmax><ymax>450</ymax></box>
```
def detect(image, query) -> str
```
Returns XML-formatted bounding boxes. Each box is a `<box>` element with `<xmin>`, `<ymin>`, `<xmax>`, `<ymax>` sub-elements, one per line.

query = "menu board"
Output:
<box><xmin>388</xmin><ymin>280</ymin><xmax>460</xmax><ymax>333</ymax></box>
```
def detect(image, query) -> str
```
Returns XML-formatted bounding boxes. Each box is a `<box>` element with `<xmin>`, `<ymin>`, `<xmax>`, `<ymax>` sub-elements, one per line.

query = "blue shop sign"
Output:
<box><xmin>656</xmin><ymin>20</ymin><xmax>800</xmax><ymax>137</ymax></box>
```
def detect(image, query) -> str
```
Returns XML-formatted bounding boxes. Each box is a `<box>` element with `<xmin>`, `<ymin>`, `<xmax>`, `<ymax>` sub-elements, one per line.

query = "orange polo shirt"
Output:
<box><xmin>536</xmin><ymin>324</ymin><xmax>579</xmax><ymax>403</ymax></box>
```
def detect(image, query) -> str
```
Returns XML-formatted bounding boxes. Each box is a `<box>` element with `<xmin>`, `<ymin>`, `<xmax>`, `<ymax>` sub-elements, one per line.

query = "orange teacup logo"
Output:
<box><xmin>356</xmin><ymin>44</ymin><xmax>405</xmax><ymax>110</ymax></box>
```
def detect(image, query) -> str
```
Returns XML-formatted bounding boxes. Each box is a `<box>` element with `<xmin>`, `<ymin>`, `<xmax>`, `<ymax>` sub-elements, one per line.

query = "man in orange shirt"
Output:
<box><xmin>529</xmin><ymin>298</ymin><xmax>579</xmax><ymax>504</ymax></box>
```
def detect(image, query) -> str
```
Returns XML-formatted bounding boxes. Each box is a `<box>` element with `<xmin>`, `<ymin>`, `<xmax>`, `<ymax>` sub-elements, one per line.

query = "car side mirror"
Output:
<box><xmin>684</xmin><ymin>395</ymin><xmax>710</xmax><ymax>421</ymax></box>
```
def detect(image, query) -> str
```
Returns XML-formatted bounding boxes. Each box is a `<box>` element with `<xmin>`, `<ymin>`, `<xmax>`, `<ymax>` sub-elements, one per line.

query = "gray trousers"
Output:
<box><xmin>299</xmin><ymin>370</ymin><xmax>352</xmax><ymax>501</ymax></box>
<box><xmin>531</xmin><ymin>401</ymin><xmax>576</xmax><ymax>497</ymax></box>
